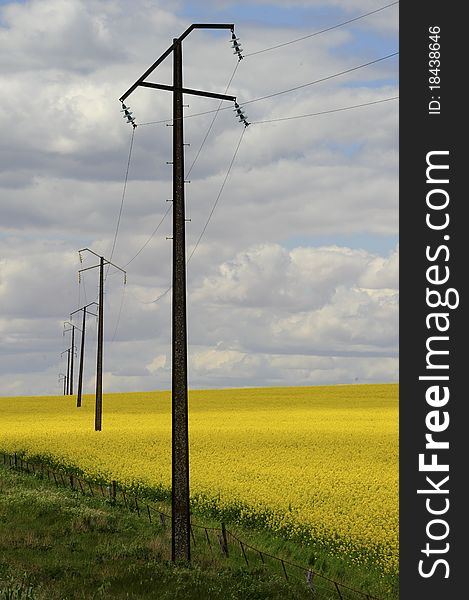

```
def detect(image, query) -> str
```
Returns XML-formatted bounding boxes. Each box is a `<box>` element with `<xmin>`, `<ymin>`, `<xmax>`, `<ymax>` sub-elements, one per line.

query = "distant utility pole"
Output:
<box><xmin>78</xmin><ymin>249</ymin><xmax>126</xmax><ymax>431</ymax></box>
<box><xmin>58</xmin><ymin>373</ymin><xmax>67</xmax><ymax>396</ymax></box>
<box><xmin>70</xmin><ymin>302</ymin><xmax>99</xmax><ymax>408</ymax></box>
<box><xmin>60</xmin><ymin>347</ymin><xmax>73</xmax><ymax>395</ymax></box>
<box><xmin>63</xmin><ymin>321</ymin><xmax>79</xmax><ymax>396</ymax></box>
<box><xmin>119</xmin><ymin>23</ymin><xmax>237</xmax><ymax>563</ymax></box>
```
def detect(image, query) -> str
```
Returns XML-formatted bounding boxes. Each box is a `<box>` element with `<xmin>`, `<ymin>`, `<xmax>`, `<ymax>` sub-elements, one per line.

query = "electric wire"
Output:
<box><xmin>123</xmin><ymin>204</ymin><xmax>172</xmax><ymax>268</ymax></box>
<box><xmin>186</xmin><ymin>61</ymin><xmax>240</xmax><ymax>181</ymax></box>
<box><xmin>251</xmin><ymin>95</ymin><xmax>399</xmax><ymax>124</ymax></box>
<box><xmin>187</xmin><ymin>127</ymin><xmax>246</xmax><ymax>266</ymax></box>
<box><xmin>138</xmin><ymin>51</ymin><xmax>399</xmax><ymax>126</ymax></box>
<box><xmin>106</xmin><ymin>126</ymin><xmax>136</xmax><ymax>278</ymax></box>
<box><xmin>244</xmin><ymin>1</ymin><xmax>399</xmax><ymax>57</ymax></box>
<box><xmin>111</xmin><ymin>285</ymin><xmax>126</xmax><ymax>342</ymax></box>
<box><xmin>137</xmin><ymin>88</ymin><xmax>397</xmax><ymax>306</ymax></box>
<box><xmin>241</xmin><ymin>52</ymin><xmax>399</xmax><ymax>106</ymax></box>
<box><xmin>185</xmin><ymin>61</ymin><xmax>240</xmax><ymax>222</ymax></box>
<box><xmin>147</xmin><ymin>126</ymin><xmax>247</xmax><ymax>304</ymax></box>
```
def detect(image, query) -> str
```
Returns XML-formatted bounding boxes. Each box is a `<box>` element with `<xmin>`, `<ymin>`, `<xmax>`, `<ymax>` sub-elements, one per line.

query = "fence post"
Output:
<box><xmin>204</xmin><ymin>528</ymin><xmax>212</xmax><ymax>549</ymax></box>
<box><xmin>111</xmin><ymin>480</ymin><xmax>117</xmax><ymax>504</ymax></box>
<box><xmin>147</xmin><ymin>505</ymin><xmax>152</xmax><ymax>523</ymax></box>
<box><xmin>14</xmin><ymin>453</ymin><xmax>17</xmax><ymax>469</ymax></box>
<box><xmin>69</xmin><ymin>474</ymin><xmax>75</xmax><ymax>490</ymax></box>
<box><xmin>220</xmin><ymin>523</ymin><xmax>229</xmax><ymax>557</ymax></box>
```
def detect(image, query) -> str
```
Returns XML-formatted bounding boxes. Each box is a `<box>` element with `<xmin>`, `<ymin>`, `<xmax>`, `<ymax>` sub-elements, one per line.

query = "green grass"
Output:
<box><xmin>0</xmin><ymin>463</ymin><xmax>396</xmax><ymax>599</ymax></box>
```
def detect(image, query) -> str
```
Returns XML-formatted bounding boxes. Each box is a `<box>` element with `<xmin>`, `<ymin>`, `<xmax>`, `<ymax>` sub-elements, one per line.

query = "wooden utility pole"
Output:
<box><xmin>96</xmin><ymin>256</ymin><xmax>104</xmax><ymax>430</ymax></box>
<box><xmin>171</xmin><ymin>36</ymin><xmax>191</xmax><ymax>562</ymax></box>
<box><xmin>70</xmin><ymin>302</ymin><xmax>98</xmax><ymax>408</ymax></box>
<box><xmin>64</xmin><ymin>322</ymin><xmax>79</xmax><ymax>396</ymax></box>
<box><xmin>60</xmin><ymin>348</ymin><xmax>73</xmax><ymax>395</ymax></box>
<box><xmin>78</xmin><ymin>249</ymin><xmax>126</xmax><ymax>431</ymax></box>
<box><xmin>59</xmin><ymin>373</ymin><xmax>66</xmax><ymax>396</ymax></box>
<box><xmin>119</xmin><ymin>24</ymin><xmax>236</xmax><ymax>563</ymax></box>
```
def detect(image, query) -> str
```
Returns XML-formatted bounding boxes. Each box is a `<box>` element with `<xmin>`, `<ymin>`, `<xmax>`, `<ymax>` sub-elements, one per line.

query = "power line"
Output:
<box><xmin>242</xmin><ymin>52</ymin><xmax>398</xmax><ymax>106</ymax></box>
<box><xmin>138</xmin><ymin>51</ymin><xmax>398</xmax><ymax>126</ymax></box>
<box><xmin>252</xmin><ymin>95</ymin><xmax>399</xmax><ymax>124</ymax></box>
<box><xmin>123</xmin><ymin>205</ymin><xmax>173</xmax><ymax>268</ymax></box>
<box><xmin>111</xmin><ymin>285</ymin><xmax>126</xmax><ymax>342</ymax></box>
<box><xmin>108</xmin><ymin>94</ymin><xmax>398</xmax><ymax>306</ymax></box>
<box><xmin>140</xmin><ymin>88</ymin><xmax>397</xmax><ymax>305</ymax></box>
<box><xmin>245</xmin><ymin>1</ymin><xmax>399</xmax><ymax>57</ymax></box>
<box><xmin>106</xmin><ymin>126</ymin><xmax>136</xmax><ymax>277</ymax></box>
<box><xmin>185</xmin><ymin>61</ymin><xmax>240</xmax><ymax>223</ymax></box>
<box><xmin>146</xmin><ymin>126</ymin><xmax>247</xmax><ymax>305</ymax></box>
<box><xmin>187</xmin><ymin>127</ymin><xmax>246</xmax><ymax>265</ymax></box>
<box><xmin>186</xmin><ymin>61</ymin><xmax>240</xmax><ymax>181</ymax></box>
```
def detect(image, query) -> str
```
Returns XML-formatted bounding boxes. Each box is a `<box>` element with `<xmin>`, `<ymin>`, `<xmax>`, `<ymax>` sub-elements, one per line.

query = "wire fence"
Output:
<box><xmin>2</xmin><ymin>451</ymin><xmax>382</xmax><ymax>600</ymax></box>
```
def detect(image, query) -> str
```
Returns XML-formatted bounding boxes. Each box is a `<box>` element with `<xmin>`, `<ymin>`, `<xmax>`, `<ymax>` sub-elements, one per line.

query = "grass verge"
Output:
<box><xmin>0</xmin><ymin>461</ymin><xmax>396</xmax><ymax>599</ymax></box>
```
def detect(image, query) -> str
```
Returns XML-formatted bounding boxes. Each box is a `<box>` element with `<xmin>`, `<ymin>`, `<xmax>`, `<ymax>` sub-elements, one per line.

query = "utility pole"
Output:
<box><xmin>61</xmin><ymin>348</ymin><xmax>72</xmax><ymax>395</ymax></box>
<box><xmin>58</xmin><ymin>373</ymin><xmax>67</xmax><ymax>396</ymax></box>
<box><xmin>63</xmin><ymin>322</ymin><xmax>79</xmax><ymax>396</ymax></box>
<box><xmin>78</xmin><ymin>249</ymin><xmax>126</xmax><ymax>431</ymax></box>
<box><xmin>70</xmin><ymin>302</ymin><xmax>99</xmax><ymax>408</ymax></box>
<box><xmin>119</xmin><ymin>23</ymin><xmax>237</xmax><ymax>563</ymax></box>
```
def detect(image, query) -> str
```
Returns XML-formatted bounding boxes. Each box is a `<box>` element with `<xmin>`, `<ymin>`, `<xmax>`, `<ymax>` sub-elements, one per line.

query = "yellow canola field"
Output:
<box><xmin>0</xmin><ymin>384</ymin><xmax>398</xmax><ymax>573</ymax></box>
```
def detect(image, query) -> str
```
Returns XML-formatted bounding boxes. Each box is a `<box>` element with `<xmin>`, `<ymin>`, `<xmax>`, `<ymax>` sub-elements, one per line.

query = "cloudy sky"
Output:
<box><xmin>0</xmin><ymin>0</ymin><xmax>398</xmax><ymax>396</ymax></box>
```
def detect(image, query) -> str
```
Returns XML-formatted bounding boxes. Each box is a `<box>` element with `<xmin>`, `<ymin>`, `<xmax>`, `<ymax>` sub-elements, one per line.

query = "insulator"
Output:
<box><xmin>123</xmin><ymin>273</ymin><xmax>127</xmax><ymax>285</ymax></box>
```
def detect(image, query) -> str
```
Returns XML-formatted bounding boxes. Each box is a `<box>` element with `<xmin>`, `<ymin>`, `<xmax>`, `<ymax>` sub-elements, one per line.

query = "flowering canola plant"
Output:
<box><xmin>0</xmin><ymin>384</ymin><xmax>398</xmax><ymax>574</ymax></box>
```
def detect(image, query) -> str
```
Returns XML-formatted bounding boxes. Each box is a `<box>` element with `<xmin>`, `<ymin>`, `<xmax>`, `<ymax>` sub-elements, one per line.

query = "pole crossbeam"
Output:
<box><xmin>139</xmin><ymin>82</ymin><xmax>236</xmax><ymax>102</ymax></box>
<box><xmin>119</xmin><ymin>23</ymin><xmax>238</xmax><ymax>564</ymax></box>
<box><xmin>119</xmin><ymin>23</ymin><xmax>234</xmax><ymax>103</ymax></box>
